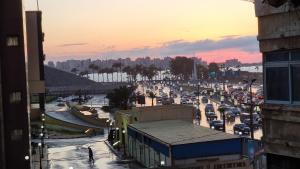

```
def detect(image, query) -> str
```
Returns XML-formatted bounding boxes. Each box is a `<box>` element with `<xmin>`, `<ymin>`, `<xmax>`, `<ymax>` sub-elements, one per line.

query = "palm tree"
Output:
<box><xmin>97</xmin><ymin>68</ymin><xmax>104</xmax><ymax>82</ymax></box>
<box><xmin>89</xmin><ymin>64</ymin><xmax>96</xmax><ymax>81</ymax></box>
<box><xmin>71</xmin><ymin>68</ymin><xmax>78</xmax><ymax>75</ymax></box>
<box><xmin>112</xmin><ymin>62</ymin><xmax>123</xmax><ymax>82</ymax></box>
<box><xmin>148</xmin><ymin>91</ymin><xmax>156</xmax><ymax>106</ymax></box>
<box><xmin>122</xmin><ymin>66</ymin><xmax>132</xmax><ymax>82</ymax></box>
<box><xmin>134</xmin><ymin>64</ymin><xmax>143</xmax><ymax>81</ymax></box>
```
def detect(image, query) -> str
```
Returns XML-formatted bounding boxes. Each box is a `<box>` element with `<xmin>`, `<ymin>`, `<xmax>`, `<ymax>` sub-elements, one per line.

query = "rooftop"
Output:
<box><xmin>129</xmin><ymin>120</ymin><xmax>239</xmax><ymax>145</ymax></box>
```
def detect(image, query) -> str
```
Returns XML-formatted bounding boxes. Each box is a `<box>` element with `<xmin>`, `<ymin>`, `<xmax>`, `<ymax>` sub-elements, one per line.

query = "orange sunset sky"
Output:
<box><xmin>24</xmin><ymin>0</ymin><xmax>260</xmax><ymax>63</ymax></box>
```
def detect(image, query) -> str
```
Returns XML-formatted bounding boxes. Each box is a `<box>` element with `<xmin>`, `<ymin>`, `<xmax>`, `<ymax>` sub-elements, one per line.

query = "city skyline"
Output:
<box><xmin>24</xmin><ymin>0</ymin><xmax>259</xmax><ymax>63</ymax></box>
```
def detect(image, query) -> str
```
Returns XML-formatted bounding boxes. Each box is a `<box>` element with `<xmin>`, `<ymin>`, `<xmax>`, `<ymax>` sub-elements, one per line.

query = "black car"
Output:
<box><xmin>206</xmin><ymin>111</ymin><xmax>217</xmax><ymax>121</ymax></box>
<box><xmin>209</xmin><ymin>120</ymin><xmax>224</xmax><ymax>131</ymax></box>
<box><xmin>233</xmin><ymin>123</ymin><xmax>250</xmax><ymax>135</ymax></box>
<box><xmin>225</xmin><ymin>111</ymin><xmax>236</xmax><ymax>122</ymax></box>
<box><xmin>244</xmin><ymin>118</ymin><xmax>262</xmax><ymax>130</ymax></box>
<box><xmin>201</xmin><ymin>96</ymin><xmax>208</xmax><ymax>103</ymax></box>
<box><xmin>228</xmin><ymin>107</ymin><xmax>241</xmax><ymax>116</ymax></box>
<box><xmin>205</xmin><ymin>104</ymin><xmax>214</xmax><ymax>112</ymax></box>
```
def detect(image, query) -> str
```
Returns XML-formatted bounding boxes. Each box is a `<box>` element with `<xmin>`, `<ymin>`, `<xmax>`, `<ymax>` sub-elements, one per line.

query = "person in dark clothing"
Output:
<box><xmin>88</xmin><ymin>147</ymin><xmax>94</xmax><ymax>163</ymax></box>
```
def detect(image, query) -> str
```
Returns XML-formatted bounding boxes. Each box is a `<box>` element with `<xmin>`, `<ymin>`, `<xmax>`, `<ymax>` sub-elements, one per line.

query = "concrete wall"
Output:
<box><xmin>255</xmin><ymin>0</ymin><xmax>300</xmax><ymax>163</ymax></box>
<box><xmin>133</xmin><ymin>105</ymin><xmax>195</xmax><ymax>123</ymax></box>
<box><xmin>26</xmin><ymin>11</ymin><xmax>45</xmax><ymax>94</ymax></box>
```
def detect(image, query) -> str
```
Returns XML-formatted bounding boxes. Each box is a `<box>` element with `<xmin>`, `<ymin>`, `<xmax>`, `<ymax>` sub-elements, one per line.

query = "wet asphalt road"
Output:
<box><xmin>47</xmin><ymin>136</ymin><xmax>131</xmax><ymax>169</ymax></box>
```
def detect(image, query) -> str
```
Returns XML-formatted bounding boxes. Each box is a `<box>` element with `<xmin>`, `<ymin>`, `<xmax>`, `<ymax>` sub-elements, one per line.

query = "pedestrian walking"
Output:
<box><xmin>88</xmin><ymin>147</ymin><xmax>94</xmax><ymax>163</ymax></box>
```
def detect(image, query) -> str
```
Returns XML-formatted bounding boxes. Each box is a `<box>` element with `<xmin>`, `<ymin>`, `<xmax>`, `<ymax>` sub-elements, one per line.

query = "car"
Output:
<box><xmin>206</xmin><ymin>111</ymin><xmax>217</xmax><ymax>121</ymax></box>
<box><xmin>205</xmin><ymin>104</ymin><xmax>214</xmax><ymax>112</ymax></box>
<box><xmin>218</xmin><ymin>104</ymin><xmax>230</xmax><ymax>112</ymax></box>
<box><xmin>209</xmin><ymin>120</ymin><xmax>224</xmax><ymax>131</ymax></box>
<box><xmin>233</xmin><ymin>123</ymin><xmax>251</xmax><ymax>135</ymax></box>
<box><xmin>240</xmin><ymin>113</ymin><xmax>260</xmax><ymax>123</ymax></box>
<box><xmin>244</xmin><ymin>118</ymin><xmax>262</xmax><ymax>130</ymax></box>
<box><xmin>228</xmin><ymin>107</ymin><xmax>241</xmax><ymax>116</ymax></box>
<box><xmin>201</xmin><ymin>96</ymin><xmax>208</xmax><ymax>103</ymax></box>
<box><xmin>225</xmin><ymin>111</ymin><xmax>236</xmax><ymax>122</ymax></box>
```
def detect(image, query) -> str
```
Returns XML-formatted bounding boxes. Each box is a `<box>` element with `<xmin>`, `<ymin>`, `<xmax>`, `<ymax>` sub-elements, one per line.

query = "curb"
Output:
<box><xmin>104</xmin><ymin>140</ymin><xmax>123</xmax><ymax>159</ymax></box>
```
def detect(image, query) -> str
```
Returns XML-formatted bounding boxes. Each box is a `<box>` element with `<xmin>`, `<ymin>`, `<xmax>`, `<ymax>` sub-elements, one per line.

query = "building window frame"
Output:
<box><xmin>6</xmin><ymin>35</ymin><xmax>20</xmax><ymax>47</ymax></box>
<box><xmin>264</xmin><ymin>50</ymin><xmax>300</xmax><ymax>105</ymax></box>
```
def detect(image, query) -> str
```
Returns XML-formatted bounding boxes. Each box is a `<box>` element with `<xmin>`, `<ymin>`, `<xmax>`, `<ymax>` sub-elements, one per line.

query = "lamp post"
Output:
<box><xmin>197</xmin><ymin>82</ymin><xmax>201</xmax><ymax>124</ymax></box>
<box><xmin>38</xmin><ymin>143</ymin><xmax>42</xmax><ymax>169</ymax></box>
<box><xmin>243</xmin><ymin>79</ymin><xmax>256</xmax><ymax>139</ymax></box>
<box><xmin>219</xmin><ymin>95</ymin><xmax>226</xmax><ymax>133</ymax></box>
<box><xmin>122</xmin><ymin>129</ymin><xmax>126</xmax><ymax>157</ymax></box>
<box><xmin>40</xmin><ymin>113</ymin><xmax>45</xmax><ymax>158</ymax></box>
<box><xmin>106</xmin><ymin>119</ymin><xmax>110</xmax><ymax>139</ymax></box>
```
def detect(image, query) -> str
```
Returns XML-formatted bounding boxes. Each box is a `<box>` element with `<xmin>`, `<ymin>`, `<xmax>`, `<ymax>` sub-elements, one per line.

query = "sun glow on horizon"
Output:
<box><xmin>24</xmin><ymin>0</ymin><xmax>259</xmax><ymax>63</ymax></box>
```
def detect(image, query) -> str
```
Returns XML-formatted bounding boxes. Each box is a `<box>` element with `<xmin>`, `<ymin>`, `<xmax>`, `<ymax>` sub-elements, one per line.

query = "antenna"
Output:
<box><xmin>36</xmin><ymin>0</ymin><xmax>39</xmax><ymax>11</ymax></box>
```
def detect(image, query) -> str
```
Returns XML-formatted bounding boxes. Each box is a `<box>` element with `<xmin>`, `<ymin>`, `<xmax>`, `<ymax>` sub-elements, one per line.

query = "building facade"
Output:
<box><xmin>127</xmin><ymin>120</ymin><xmax>252</xmax><ymax>169</ymax></box>
<box><xmin>0</xmin><ymin>0</ymin><xmax>31</xmax><ymax>168</ymax></box>
<box><xmin>255</xmin><ymin>1</ymin><xmax>300</xmax><ymax>168</ymax></box>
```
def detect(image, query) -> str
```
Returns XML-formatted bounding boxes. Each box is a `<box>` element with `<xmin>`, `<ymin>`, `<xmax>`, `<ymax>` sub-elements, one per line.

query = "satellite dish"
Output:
<box><xmin>266</xmin><ymin>0</ymin><xmax>288</xmax><ymax>7</ymax></box>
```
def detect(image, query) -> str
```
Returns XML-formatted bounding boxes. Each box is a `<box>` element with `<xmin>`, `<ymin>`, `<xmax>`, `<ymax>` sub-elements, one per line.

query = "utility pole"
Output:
<box><xmin>243</xmin><ymin>79</ymin><xmax>256</xmax><ymax>139</ymax></box>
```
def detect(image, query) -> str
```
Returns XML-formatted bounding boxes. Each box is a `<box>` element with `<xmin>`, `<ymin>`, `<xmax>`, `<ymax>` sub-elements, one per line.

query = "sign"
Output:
<box><xmin>174</xmin><ymin>160</ymin><xmax>250</xmax><ymax>169</ymax></box>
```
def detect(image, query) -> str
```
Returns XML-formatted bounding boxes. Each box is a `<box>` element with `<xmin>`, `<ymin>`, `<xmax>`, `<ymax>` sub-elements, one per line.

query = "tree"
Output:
<box><xmin>112</xmin><ymin>62</ymin><xmax>123</xmax><ymax>82</ymax></box>
<box><xmin>148</xmin><ymin>91</ymin><xmax>156</xmax><ymax>106</ymax></box>
<box><xmin>97</xmin><ymin>68</ymin><xmax>103</xmax><ymax>82</ymax></box>
<box><xmin>208</xmin><ymin>62</ymin><xmax>220</xmax><ymax>79</ymax></box>
<box><xmin>208</xmin><ymin>62</ymin><xmax>220</xmax><ymax>73</ymax></box>
<box><xmin>170</xmin><ymin>56</ymin><xmax>194</xmax><ymax>80</ymax></box>
<box><xmin>71</xmin><ymin>68</ymin><xmax>78</xmax><ymax>75</ymax></box>
<box><xmin>197</xmin><ymin>64</ymin><xmax>209</xmax><ymax>80</ymax></box>
<box><xmin>122</xmin><ymin>66</ymin><xmax>132</xmax><ymax>82</ymax></box>
<box><xmin>89</xmin><ymin>64</ymin><xmax>97</xmax><ymax>81</ymax></box>
<box><xmin>106</xmin><ymin>85</ymin><xmax>137</xmax><ymax>110</ymax></box>
<box><xmin>134</xmin><ymin>64</ymin><xmax>143</xmax><ymax>81</ymax></box>
<box><xmin>145</xmin><ymin>64</ymin><xmax>158</xmax><ymax>81</ymax></box>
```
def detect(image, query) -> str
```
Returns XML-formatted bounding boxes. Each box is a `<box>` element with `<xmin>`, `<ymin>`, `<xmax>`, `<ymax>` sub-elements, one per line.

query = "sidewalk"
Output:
<box><xmin>31</xmin><ymin>145</ymin><xmax>49</xmax><ymax>169</ymax></box>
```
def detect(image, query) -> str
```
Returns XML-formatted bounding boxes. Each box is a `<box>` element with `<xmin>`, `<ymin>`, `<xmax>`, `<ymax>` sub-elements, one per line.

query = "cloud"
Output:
<box><xmin>58</xmin><ymin>43</ymin><xmax>88</xmax><ymax>47</ymax></box>
<box><xmin>48</xmin><ymin>36</ymin><xmax>260</xmax><ymax>63</ymax></box>
<box><xmin>103</xmin><ymin>35</ymin><xmax>259</xmax><ymax>58</ymax></box>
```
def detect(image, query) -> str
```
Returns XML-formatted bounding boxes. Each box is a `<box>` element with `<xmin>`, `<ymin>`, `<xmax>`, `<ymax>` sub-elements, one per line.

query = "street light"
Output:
<box><xmin>122</xmin><ymin>129</ymin><xmax>126</xmax><ymax>157</ymax></box>
<box><xmin>197</xmin><ymin>82</ymin><xmax>201</xmax><ymax>124</ymax></box>
<box><xmin>38</xmin><ymin>143</ymin><xmax>42</xmax><ymax>169</ymax></box>
<box><xmin>243</xmin><ymin>79</ymin><xmax>257</xmax><ymax>139</ymax></box>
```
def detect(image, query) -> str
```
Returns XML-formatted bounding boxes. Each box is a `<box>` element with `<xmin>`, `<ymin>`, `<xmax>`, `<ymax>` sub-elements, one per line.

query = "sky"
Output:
<box><xmin>24</xmin><ymin>0</ymin><xmax>260</xmax><ymax>63</ymax></box>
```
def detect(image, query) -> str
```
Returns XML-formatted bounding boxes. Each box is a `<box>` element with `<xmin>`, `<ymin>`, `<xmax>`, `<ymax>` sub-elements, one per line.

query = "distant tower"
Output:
<box><xmin>192</xmin><ymin>57</ymin><xmax>198</xmax><ymax>81</ymax></box>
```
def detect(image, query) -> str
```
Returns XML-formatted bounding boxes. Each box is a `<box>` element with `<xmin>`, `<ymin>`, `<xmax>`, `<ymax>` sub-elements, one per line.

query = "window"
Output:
<box><xmin>6</xmin><ymin>36</ymin><xmax>19</xmax><ymax>47</ymax></box>
<box><xmin>10</xmin><ymin>92</ymin><xmax>21</xmax><ymax>103</ymax></box>
<box><xmin>292</xmin><ymin>65</ymin><xmax>300</xmax><ymax>102</ymax></box>
<box><xmin>291</xmin><ymin>51</ymin><xmax>300</xmax><ymax>61</ymax></box>
<box><xmin>264</xmin><ymin>51</ymin><xmax>289</xmax><ymax>62</ymax></box>
<box><xmin>266</xmin><ymin>67</ymin><xmax>289</xmax><ymax>101</ymax></box>
<box><xmin>264</xmin><ymin>49</ymin><xmax>300</xmax><ymax>104</ymax></box>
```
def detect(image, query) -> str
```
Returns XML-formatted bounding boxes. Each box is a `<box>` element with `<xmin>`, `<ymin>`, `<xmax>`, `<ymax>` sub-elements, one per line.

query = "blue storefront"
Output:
<box><xmin>126</xmin><ymin>121</ymin><xmax>251</xmax><ymax>168</ymax></box>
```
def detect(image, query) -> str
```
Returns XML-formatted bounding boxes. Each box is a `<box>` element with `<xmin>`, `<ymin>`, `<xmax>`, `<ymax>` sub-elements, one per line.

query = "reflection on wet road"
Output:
<box><xmin>47</xmin><ymin>136</ymin><xmax>130</xmax><ymax>169</ymax></box>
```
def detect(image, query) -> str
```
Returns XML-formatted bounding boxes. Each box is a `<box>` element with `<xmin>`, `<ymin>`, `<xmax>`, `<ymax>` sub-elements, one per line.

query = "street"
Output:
<box><xmin>47</xmin><ymin>136</ymin><xmax>132</xmax><ymax>169</ymax></box>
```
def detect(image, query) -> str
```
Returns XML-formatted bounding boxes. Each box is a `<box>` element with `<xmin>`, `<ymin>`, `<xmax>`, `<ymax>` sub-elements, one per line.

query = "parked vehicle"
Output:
<box><xmin>206</xmin><ymin>111</ymin><xmax>217</xmax><ymax>121</ymax></box>
<box><xmin>233</xmin><ymin>123</ymin><xmax>250</xmax><ymax>135</ymax></box>
<box><xmin>205</xmin><ymin>104</ymin><xmax>214</xmax><ymax>113</ymax></box>
<box><xmin>225</xmin><ymin>111</ymin><xmax>236</xmax><ymax>122</ymax></box>
<box><xmin>244</xmin><ymin>118</ymin><xmax>262</xmax><ymax>130</ymax></box>
<box><xmin>240</xmin><ymin>113</ymin><xmax>260</xmax><ymax>123</ymax></box>
<box><xmin>209</xmin><ymin>120</ymin><xmax>224</xmax><ymax>131</ymax></box>
<box><xmin>228</xmin><ymin>107</ymin><xmax>241</xmax><ymax>116</ymax></box>
<box><xmin>201</xmin><ymin>96</ymin><xmax>208</xmax><ymax>103</ymax></box>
